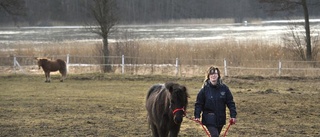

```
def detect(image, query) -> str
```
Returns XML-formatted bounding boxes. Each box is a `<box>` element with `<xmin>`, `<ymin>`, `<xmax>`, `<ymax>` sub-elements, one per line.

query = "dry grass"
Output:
<box><xmin>5</xmin><ymin>37</ymin><xmax>319</xmax><ymax>62</ymax></box>
<box><xmin>0</xmin><ymin>39</ymin><xmax>292</xmax><ymax>61</ymax></box>
<box><xmin>1</xmin><ymin>39</ymin><xmax>320</xmax><ymax>77</ymax></box>
<box><xmin>0</xmin><ymin>74</ymin><xmax>319</xmax><ymax>137</ymax></box>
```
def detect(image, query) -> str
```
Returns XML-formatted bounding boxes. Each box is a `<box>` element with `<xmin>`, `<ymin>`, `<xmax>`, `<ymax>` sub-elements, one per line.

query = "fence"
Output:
<box><xmin>1</xmin><ymin>54</ymin><xmax>320</xmax><ymax>77</ymax></box>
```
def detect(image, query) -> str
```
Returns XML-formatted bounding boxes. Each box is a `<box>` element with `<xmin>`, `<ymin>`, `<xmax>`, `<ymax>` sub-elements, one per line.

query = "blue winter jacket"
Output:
<box><xmin>194</xmin><ymin>80</ymin><xmax>237</xmax><ymax>127</ymax></box>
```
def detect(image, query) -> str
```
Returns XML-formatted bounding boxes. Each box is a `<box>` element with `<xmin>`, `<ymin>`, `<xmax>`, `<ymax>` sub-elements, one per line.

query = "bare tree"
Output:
<box><xmin>259</xmin><ymin>0</ymin><xmax>319</xmax><ymax>61</ymax></box>
<box><xmin>282</xmin><ymin>23</ymin><xmax>319</xmax><ymax>61</ymax></box>
<box><xmin>0</xmin><ymin>0</ymin><xmax>27</xmax><ymax>25</ymax></box>
<box><xmin>88</xmin><ymin>0</ymin><xmax>118</xmax><ymax>72</ymax></box>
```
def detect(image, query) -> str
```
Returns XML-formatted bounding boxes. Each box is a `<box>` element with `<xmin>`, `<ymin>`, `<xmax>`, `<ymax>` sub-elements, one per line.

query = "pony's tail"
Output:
<box><xmin>57</xmin><ymin>59</ymin><xmax>67</xmax><ymax>76</ymax></box>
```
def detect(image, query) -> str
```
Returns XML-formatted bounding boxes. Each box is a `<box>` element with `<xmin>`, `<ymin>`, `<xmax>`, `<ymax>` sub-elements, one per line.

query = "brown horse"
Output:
<box><xmin>35</xmin><ymin>57</ymin><xmax>67</xmax><ymax>82</ymax></box>
<box><xmin>146</xmin><ymin>82</ymin><xmax>189</xmax><ymax>137</ymax></box>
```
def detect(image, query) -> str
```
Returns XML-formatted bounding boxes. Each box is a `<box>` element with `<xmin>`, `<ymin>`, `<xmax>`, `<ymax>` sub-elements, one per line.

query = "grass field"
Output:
<box><xmin>0</xmin><ymin>73</ymin><xmax>320</xmax><ymax>137</ymax></box>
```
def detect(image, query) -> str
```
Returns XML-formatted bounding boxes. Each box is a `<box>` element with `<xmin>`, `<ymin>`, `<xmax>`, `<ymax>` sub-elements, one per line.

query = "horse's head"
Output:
<box><xmin>165</xmin><ymin>82</ymin><xmax>189</xmax><ymax>124</ymax></box>
<box><xmin>35</xmin><ymin>57</ymin><xmax>48</xmax><ymax>69</ymax></box>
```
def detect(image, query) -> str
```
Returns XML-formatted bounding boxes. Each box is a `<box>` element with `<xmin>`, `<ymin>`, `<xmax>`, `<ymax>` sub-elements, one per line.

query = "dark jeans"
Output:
<box><xmin>206</xmin><ymin>126</ymin><xmax>223</xmax><ymax>137</ymax></box>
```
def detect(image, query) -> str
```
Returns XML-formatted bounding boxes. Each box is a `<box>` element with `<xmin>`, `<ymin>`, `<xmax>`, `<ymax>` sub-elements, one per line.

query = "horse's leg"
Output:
<box><xmin>150</xmin><ymin>124</ymin><xmax>159</xmax><ymax>137</ymax></box>
<box><xmin>46</xmin><ymin>72</ymin><xmax>51</xmax><ymax>82</ymax></box>
<box><xmin>169</xmin><ymin>124</ymin><xmax>181</xmax><ymax>137</ymax></box>
<box><xmin>159</xmin><ymin>126</ymin><xmax>169</xmax><ymax>137</ymax></box>
<box><xmin>44</xmin><ymin>71</ymin><xmax>49</xmax><ymax>82</ymax></box>
<box><xmin>59</xmin><ymin>69</ymin><xmax>66</xmax><ymax>82</ymax></box>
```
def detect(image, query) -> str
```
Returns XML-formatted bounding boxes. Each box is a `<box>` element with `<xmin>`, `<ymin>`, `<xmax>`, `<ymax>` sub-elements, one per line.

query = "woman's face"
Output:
<box><xmin>209</xmin><ymin>69</ymin><xmax>219</xmax><ymax>84</ymax></box>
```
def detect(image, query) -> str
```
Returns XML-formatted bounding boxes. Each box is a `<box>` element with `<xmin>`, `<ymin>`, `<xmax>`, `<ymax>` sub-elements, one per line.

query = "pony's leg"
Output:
<box><xmin>59</xmin><ymin>70</ymin><xmax>63</xmax><ymax>82</ymax></box>
<box><xmin>169</xmin><ymin>124</ymin><xmax>181</xmax><ymax>137</ymax></box>
<box><xmin>44</xmin><ymin>72</ymin><xmax>49</xmax><ymax>82</ymax></box>
<box><xmin>159</xmin><ymin>126</ymin><xmax>169</xmax><ymax>137</ymax></box>
<box><xmin>150</xmin><ymin>124</ymin><xmax>159</xmax><ymax>137</ymax></box>
<box><xmin>59</xmin><ymin>69</ymin><xmax>66</xmax><ymax>82</ymax></box>
<box><xmin>46</xmin><ymin>72</ymin><xmax>51</xmax><ymax>82</ymax></box>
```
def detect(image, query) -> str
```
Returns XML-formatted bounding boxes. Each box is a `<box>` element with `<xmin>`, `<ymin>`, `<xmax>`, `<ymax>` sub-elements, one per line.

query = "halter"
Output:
<box><xmin>172</xmin><ymin>107</ymin><xmax>186</xmax><ymax>116</ymax></box>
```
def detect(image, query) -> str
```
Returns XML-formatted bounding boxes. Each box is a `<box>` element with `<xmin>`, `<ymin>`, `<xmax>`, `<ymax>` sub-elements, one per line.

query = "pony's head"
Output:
<box><xmin>35</xmin><ymin>57</ymin><xmax>48</xmax><ymax>69</ymax></box>
<box><xmin>165</xmin><ymin>82</ymin><xmax>189</xmax><ymax>124</ymax></box>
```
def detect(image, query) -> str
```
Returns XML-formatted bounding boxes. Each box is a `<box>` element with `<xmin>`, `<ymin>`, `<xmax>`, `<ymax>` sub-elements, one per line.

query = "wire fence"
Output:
<box><xmin>1</xmin><ymin>54</ymin><xmax>320</xmax><ymax>77</ymax></box>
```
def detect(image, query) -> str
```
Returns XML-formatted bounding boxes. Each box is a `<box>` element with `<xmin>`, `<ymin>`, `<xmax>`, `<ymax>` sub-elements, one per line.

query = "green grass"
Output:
<box><xmin>1</xmin><ymin>74</ymin><xmax>320</xmax><ymax>136</ymax></box>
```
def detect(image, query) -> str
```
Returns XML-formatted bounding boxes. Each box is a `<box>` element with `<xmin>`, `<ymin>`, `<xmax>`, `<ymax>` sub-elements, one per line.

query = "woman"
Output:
<box><xmin>194</xmin><ymin>66</ymin><xmax>237</xmax><ymax>137</ymax></box>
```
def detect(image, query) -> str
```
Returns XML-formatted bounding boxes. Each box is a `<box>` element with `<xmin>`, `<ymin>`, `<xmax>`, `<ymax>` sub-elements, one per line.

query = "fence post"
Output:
<box><xmin>13</xmin><ymin>56</ymin><xmax>24</xmax><ymax>74</ymax></box>
<box><xmin>278</xmin><ymin>60</ymin><xmax>282</xmax><ymax>76</ymax></box>
<box><xmin>66</xmin><ymin>54</ymin><xmax>70</xmax><ymax>73</ymax></box>
<box><xmin>175</xmin><ymin>58</ymin><xmax>179</xmax><ymax>76</ymax></box>
<box><xmin>122</xmin><ymin>55</ymin><xmax>125</xmax><ymax>74</ymax></box>
<box><xmin>224</xmin><ymin>58</ymin><xmax>228</xmax><ymax>76</ymax></box>
<box><xmin>13</xmin><ymin>56</ymin><xmax>16</xmax><ymax>74</ymax></box>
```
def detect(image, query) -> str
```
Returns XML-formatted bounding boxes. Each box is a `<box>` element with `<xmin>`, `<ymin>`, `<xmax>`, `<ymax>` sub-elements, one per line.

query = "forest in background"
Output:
<box><xmin>1</xmin><ymin>0</ymin><xmax>320</xmax><ymax>26</ymax></box>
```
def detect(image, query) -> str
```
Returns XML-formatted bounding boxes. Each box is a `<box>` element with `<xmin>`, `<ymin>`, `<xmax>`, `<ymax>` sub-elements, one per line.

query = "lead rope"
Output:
<box><xmin>186</xmin><ymin>115</ymin><xmax>233</xmax><ymax>137</ymax></box>
<box><xmin>223</xmin><ymin>120</ymin><xmax>232</xmax><ymax>137</ymax></box>
<box><xmin>185</xmin><ymin>115</ymin><xmax>211</xmax><ymax>137</ymax></box>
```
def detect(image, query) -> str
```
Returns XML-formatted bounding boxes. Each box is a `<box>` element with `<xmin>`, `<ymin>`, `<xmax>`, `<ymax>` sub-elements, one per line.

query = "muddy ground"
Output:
<box><xmin>0</xmin><ymin>74</ymin><xmax>319</xmax><ymax>137</ymax></box>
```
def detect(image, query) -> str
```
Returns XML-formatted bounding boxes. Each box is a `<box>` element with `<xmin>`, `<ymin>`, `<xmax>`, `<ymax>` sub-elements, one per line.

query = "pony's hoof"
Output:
<box><xmin>60</xmin><ymin>80</ymin><xmax>64</xmax><ymax>82</ymax></box>
<box><xmin>45</xmin><ymin>81</ymin><xmax>50</xmax><ymax>83</ymax></box>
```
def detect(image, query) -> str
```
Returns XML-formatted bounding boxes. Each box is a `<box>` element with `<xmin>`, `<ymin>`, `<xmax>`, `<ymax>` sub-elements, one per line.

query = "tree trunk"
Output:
<box><xmin>302</xmin><ymin>0</ymin><xmax>312</xmax><ymax>61</ymax></box>
<box><xmin>103</xmin><ymin>38</ymin><xmax>112</xmax><ymax>72</ymax></box>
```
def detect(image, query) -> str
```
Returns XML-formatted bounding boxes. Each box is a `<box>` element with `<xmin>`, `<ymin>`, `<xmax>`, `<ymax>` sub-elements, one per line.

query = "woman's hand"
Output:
<box><xmin>194</xmin><ymin>118</ymin><xmax>201</xmax><ymax>123</ymax></box>
<box><xmin>230</xmin><ymin>118</ymin><xmax>236</xmax><ymax>125</ymax></box>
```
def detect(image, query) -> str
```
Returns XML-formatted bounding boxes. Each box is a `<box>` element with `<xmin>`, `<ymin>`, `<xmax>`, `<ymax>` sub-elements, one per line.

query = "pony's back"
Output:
<box><xmin>146</xmin><ymin>84</ymin><xmax>163</xmax><ymax>100</ymax></box>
